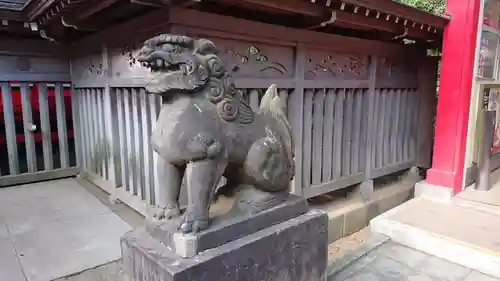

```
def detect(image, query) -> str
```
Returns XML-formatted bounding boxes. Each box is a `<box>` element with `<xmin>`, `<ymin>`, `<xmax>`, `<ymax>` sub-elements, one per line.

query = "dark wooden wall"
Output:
<box><xmin>69</xmin><ymin>7</ymin><xmax>438</xmax><ymax>214</ymax></box>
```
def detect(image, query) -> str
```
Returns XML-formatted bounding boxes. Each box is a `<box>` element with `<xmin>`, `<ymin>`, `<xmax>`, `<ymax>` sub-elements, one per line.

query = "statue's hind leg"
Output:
<box><xmin>180</xmin><ymin>158</ymin><xmax>227</xmax><ymax>233</ymax></box>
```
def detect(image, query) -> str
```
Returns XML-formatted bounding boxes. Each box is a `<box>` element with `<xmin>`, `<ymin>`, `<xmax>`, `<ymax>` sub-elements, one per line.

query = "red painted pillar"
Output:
<box><xmin>426</xmin><ymin>0</ymin><xmax>482</xmax><ymax>193</ymax></box>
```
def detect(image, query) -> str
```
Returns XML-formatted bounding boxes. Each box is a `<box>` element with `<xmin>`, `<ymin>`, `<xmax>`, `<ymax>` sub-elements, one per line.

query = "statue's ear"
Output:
<box><xmin>195</xmin><ymin>39</ymin><xmax>218</xmax><ymax>55</ymax></box>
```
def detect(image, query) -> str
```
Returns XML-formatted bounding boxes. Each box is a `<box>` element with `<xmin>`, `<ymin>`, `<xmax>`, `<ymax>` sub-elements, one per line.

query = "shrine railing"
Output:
<box><xmin>70</xmin><ymin>10</ymin><xmax>437</xmax><ymax>215</ymax></box>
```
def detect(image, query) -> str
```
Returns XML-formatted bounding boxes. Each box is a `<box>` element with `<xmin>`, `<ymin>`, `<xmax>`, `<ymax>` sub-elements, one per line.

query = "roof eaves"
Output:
<box><xmin>339</xmin><ymin>0</ymin><xmax>449</xmax><ymax>28</ymax></box>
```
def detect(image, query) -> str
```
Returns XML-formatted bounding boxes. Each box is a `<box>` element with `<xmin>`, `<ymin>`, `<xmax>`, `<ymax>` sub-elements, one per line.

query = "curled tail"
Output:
<box><xmin>259</xmin><ymin>84</ymin><xmax>294</xmax><ymax>161</ymax></box>
<box><xmin>242</xmin><ymin>84</ymin><xmax>295</xmax><ymax>191</ymax></box>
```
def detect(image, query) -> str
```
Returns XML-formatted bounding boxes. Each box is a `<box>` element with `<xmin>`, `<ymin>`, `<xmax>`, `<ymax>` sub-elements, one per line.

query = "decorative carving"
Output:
<box><xmin>376</xmin><ymin>57</ymin><xmax>417</xmax><ymax>87</ymax></box>
<box><xmin>86</xmin><ymin>58</ymin><xmax>105</xmax><ymax>76</ymax></box>
<box><xmin>305</xmin><ymin>50</ymin><xmax>368</xmax><ymax>79</ymax></box>
<box><xmin>222</xmin><ymin>45</ymin><xmax>289</xmax><ymax>75</ymax></box>
<box><xmin>71</xmin><ymin>53</ymin><xmax>107</xmax><ymax>84</ymax></box>
<box><xmin>110</xmin><ymin>42</ymin><xmax>150</xmax><ymax>79</ymax></box>
<box><xmin>136</xmin><ymin>34</ymin><xmax>295</xmax><ymax>235</ymax></box>
<box><xmin>112</xmin><ymin>44</ymin><xmax>142</xmax><ymax>77</ymax></box>
<box><xmin>382</xmin><ymin>58</ymin><xmax>397</xmax><ymax>76</ymax></box>
<box><xmin>121</xmin><ymin>44</ymin><xmax>140</xmax><ymax>69</ymax></box>
<box><xmin>193</xmin><ymin>37</ymin><xmax>294</xmax><ymax>78</ymax></box>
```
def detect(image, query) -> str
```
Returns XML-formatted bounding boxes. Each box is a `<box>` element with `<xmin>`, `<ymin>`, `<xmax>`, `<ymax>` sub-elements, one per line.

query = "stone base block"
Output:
<box><xmin>121</xmin><ymin>210</ymin><xmax>328</xmax><ymax>281</ymax></box>
<box><xmin>414</xmin><ymin>180</ymin><xmax>454</xmax><ymax>201</ymax></box>
<box><xmin>146</xmin><ymin>194</ymin><xmax>308</xmax><ymax>258</ymax></box>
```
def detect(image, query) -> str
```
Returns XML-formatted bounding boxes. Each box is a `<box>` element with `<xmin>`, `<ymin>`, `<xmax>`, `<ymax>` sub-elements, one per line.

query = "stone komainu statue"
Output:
<box><xmin>137</xmin><ymin>34</ymin><xmax>295</xmax><ymax>233</ymax></box>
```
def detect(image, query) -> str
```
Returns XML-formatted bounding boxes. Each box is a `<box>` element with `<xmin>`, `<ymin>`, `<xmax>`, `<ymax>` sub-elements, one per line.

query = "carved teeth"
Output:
<box><xmin>142</xmin><ymin>58</ymin><xmax>179</xmax><ymax>72</ymax></box>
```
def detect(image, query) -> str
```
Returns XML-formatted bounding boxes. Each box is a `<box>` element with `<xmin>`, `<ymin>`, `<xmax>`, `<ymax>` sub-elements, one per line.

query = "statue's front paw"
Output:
<box><xmin>153</xmin><ymin>205</ymin><xmax>181</xmax><ymax>220</ymax></box>
<box><xmin>180</xmin><ymin>219</ymin><xmax>209</xmax><ymax>234</ymax></box>
<box><xmin>179</xmin><ymin>210</ymin><xmax>209</xmax><ymax>233</ymax></box>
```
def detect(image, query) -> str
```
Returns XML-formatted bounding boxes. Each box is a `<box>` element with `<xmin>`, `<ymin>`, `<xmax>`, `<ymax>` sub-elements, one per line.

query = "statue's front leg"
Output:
<box><xmin>180</xmin><ymin>158</ymin><xmax>226</xmax><ymax>233</ymax></box>
<box><xmin>153</xmin><ymin>157</ymin><xmax>184</xmax><ymax>220</ymax></box>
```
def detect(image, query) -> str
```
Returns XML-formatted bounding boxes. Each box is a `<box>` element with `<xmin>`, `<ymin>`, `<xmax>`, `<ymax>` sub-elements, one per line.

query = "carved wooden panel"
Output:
<box><xmin>109</xmin><ymin>42</ymin><xmax>150</xmax><ymax>79</ymax></box>
<box><xmin>304</xmin><ymin>49</ymin><xmax>369</xmax><ymax>80</ymax></box>
<box><xmin>71</xmin><ymin>53</ymin><xmax>107</xmax><ymax>85</ymax></box>
<box><xmin>197</xmin><ymin>36</ymin><xmax>294</xmax><ymax>79</ymax></box>
<box><xmin>376</xmin><ymin>57</ymin><xmax>418</xmax><ymax>88</ymax></box>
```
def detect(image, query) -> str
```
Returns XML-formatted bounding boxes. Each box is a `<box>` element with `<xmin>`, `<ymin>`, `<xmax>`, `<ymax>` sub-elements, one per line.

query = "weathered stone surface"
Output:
<box><xmin>326</xmin><ymin>240</ymin><xmax>500</xmax><ymax>281</ymax></box>
<box><xmin>416</xmin><ymin>256</ymin><xmax>471</xmax><ymax>281</ymax></box>
<box><xmin>136</xmin><ymin>34</ymin><xmax>296</xmax><ymax>234</ymax></box>
<box><xmin>122</xmin><ymin>210</ymin><xmax>328</xmax><ymax>281</ymax></box>
<box><xmin>146</xmin><ymin>193</ymin><xmax>308</xmax><ymax>258</ymax></box>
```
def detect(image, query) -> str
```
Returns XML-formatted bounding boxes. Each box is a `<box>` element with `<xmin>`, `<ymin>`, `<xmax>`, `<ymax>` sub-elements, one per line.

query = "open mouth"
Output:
<box><xmin>141</xmin><ymin>58</ymin><xmax>181</xmax><ymax>73</ymax></box>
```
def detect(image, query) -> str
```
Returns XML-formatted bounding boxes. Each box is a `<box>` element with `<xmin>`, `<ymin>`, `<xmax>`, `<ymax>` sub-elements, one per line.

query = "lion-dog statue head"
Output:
<box><xmin>136</xmin><ymin>34</ymin><xmax>234</xmax><ymax>96</ymax></box>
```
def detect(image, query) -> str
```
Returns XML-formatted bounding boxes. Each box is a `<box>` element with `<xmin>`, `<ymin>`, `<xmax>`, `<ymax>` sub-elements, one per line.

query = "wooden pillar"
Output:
<box><xmin>425</xmin><ymin>0</ymin><xmax>482</xmax><ymax>193</ymax></box>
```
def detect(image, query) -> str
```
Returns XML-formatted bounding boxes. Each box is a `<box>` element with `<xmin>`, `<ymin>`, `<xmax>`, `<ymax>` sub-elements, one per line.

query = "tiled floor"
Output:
<box><xmin>329</xmin><ymin>241</ymin><xmax>500</xmax><ymax>281</ymax></box>
<box><xmin>0</xmin><ymin>179</ymin><xmax>132</xmax><ymax>281</ymax></box>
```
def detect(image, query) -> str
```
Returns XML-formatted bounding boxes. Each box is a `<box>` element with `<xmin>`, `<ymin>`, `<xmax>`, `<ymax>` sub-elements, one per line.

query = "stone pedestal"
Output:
<box><xmin>146</xmin><ymin>193</ymin><xmax>309</xmax><ymax>258</ymax></box>
<box><xmin>121</xmin><ymin>208</ymin><xmax>328</xmax><ymax>281</ymax></box>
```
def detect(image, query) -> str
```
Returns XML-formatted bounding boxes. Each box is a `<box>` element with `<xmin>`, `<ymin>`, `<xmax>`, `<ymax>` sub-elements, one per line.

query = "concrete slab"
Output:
<box><xmin>0</xmin><ymin>179</ymin><xmax>90</xmax><ymax>203</ymax></box>
<box><xmin>415</xmin><ymin>256</ymin><xmax>471</xmax><ymax>281</ymax></box>
<box><xmin>0</xmin><ymin>237</ymin><xmax>26</xmax><ymax>281</ymax></box>
<box><xmin>0</xmin><ymin>179</ymin><xmax>133</xmax><ymax>281</ymax></box>
<box><xmin>465</xmin><ymin>271</ymin><xmax>500</xmax><ymax>281</ymax></box>
<box><xmin>54</xmin><ymin>261</ymin><xmax>124</xmax><ymax>281</ymax></box>
<box><xmin>328</xmin><ymin>240</ymin><xmax>500</xmax><ymax>281</ymax></box>
<box><xmin>12</xmin><ymin>212</ymin><xmax>131</xmax><ymax>281</ymax></box>
<box><xmin>370</xmin><ymin>197</ymin><xmax>500</xmax><ymax>278</ymax></box>
<box><xmin>0</xmin><ymin>220</ymin><xmax>9</xmax><ymax>240</ymax></box>
<box><xmin>367</xmin><ymin>255</ymin><xmax>416</xmax><ymax>279</ymax></box>
<box><xmin>458</xmin><ymin>174</ymin><xmax>500</xmax><ymax>208</ymax></box>
<box><xmin>0</xmin><ymin>179</ymin><xmax>111</xmax><ymax>235</ymax></box>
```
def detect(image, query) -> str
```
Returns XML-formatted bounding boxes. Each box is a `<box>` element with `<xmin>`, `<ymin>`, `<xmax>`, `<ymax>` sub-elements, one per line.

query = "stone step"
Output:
<box><xmin>370</xmin><ymin>197</ymin><xmax>500</xmax><ymax>278</ymax></box>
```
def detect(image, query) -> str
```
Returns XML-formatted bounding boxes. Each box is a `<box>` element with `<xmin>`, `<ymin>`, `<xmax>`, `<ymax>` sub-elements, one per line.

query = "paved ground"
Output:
<box><xmin>329</xmin><ymin>240</ymin><xmax>500</xmax><ymax>281</ymax></box>
<box><xmin>55</xmin><ymin>261</ymin><xmax>123</xmax><ymax>281</ymax></box>
<box><xmin>0</xmin><ymin>179</ymin><xmax>131</xmax><ymax>281</ymax></box>
<box><xmin>328</xmin><ymin>227</ymin><xmax>373</xmax><ymax>263</ymax></box>
<box><xmin>6</xmin><ymin>177</ymin><xmax>495</xmax><ymax>281</ymax></box>
<box><xmin>60</xmin><ymin>227</ymin><xmax>500</xmax><ymax>281</ymax></box>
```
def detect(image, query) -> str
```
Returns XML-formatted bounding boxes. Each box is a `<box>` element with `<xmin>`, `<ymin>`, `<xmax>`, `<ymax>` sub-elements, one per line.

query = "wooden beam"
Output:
<box><xmin>168</xmin><ymin>7</ymin><xmax>421</xmax><ymax>56</ymax></box>
<box><xmin>223</xmin><ymin>0</ymin><xmax>439</xmax><ymax>40</ymax></box>
<box><xmin>36</xmin><ymin>0</ymin><xmax>81</xmax><ymax>26</ymax></box>
<box><xmin>69</xmin><ymin>0</ymin><xmax>122</xmax><ymax>21</ymax></box>
<box><xmin>130</xmin><ymin>0</ymin><xmax>164</xmax><ymax>7</ymax></box>
<box><xmin>0</xmin><ymin>22</ymin><xmax>36</xmax><ymax>33</ymax></box>
<box><xmin>339</xmin><ymin>0</ymin><xmax>449</xmax><ymax>28</ymax></box>
<box><xmin>0</xmin><ymin>10</ymin><xmax>23</xmax><ymax>21</ymax></box>
<box><xmin>30</xmin><ymin>0</ymin><xmax>120</xmax><ymax>25</ymax></box>
<box><xmin>39</xmin><ymin>12</ymin><xmax>100</xmax><ymax>31</ymax></box>
<box><xmin>23</xmin><ymin>0</ymin><xmax>58</xmax><ymax>21</ymax></box>
<box><xmin>332</xmin><ymin>10</ymin><xmax>440</xmax><ymax>40</ymax></box>
<box><xmin>226</xmin><ymin>0</ymin><xmax>328</xmax><ymax>17</ymax></box>
<box><xmin>24</xmin><ymin>0</ymin><xmax>83</xmax><ymax>21</ymax></box>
